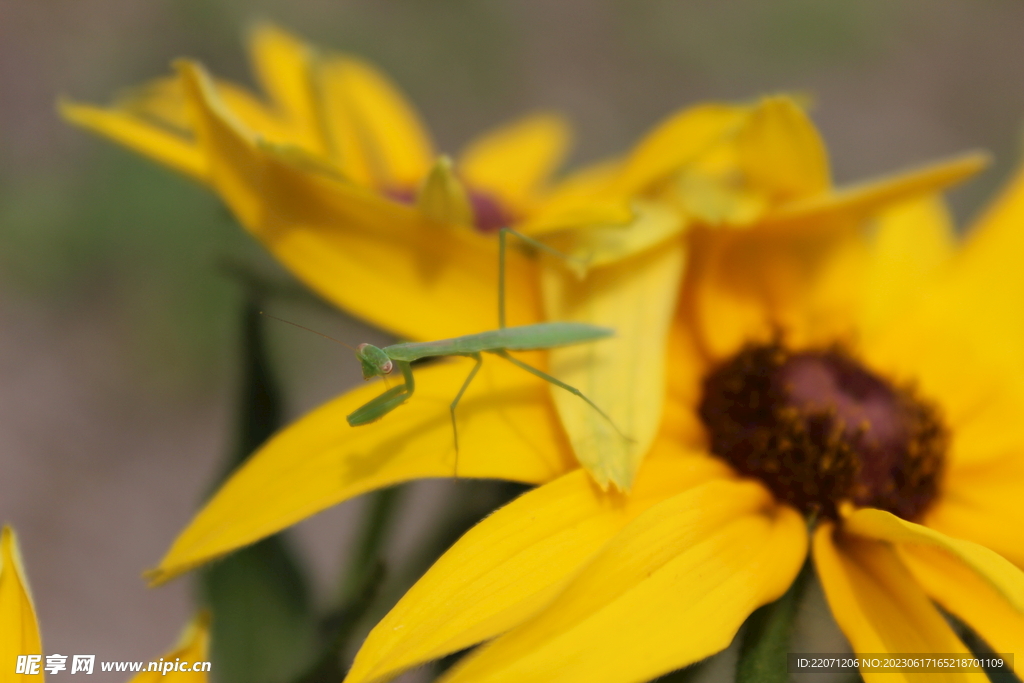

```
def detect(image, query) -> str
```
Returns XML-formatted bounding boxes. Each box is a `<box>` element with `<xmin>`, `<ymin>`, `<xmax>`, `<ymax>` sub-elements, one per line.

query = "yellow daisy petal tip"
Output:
<box><xmin>418</xmin><ymin>155</ymin><xmax>475</xmax><ymax>226</ymax></box>
<box><xmin>125</xmin><ymin>611</ymin><xmax>212</xmax><ymax>683</ymax></box>
<box><xmin>0</xmin><ymin>525</ymin><xmax>44</xmax><ymax>669</ymax></box>
<box><xmin>739</xmin><ymin>95</ymin><xmax>831</xmax><ymax>200</ymax></box>
<box><xmin>845</xmin><ymin>507</ymin><xmax>1024</xmax><ymax>613</ymax></box>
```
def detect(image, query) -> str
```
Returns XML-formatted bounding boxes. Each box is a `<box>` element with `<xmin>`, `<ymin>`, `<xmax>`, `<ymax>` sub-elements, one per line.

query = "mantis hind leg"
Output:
<box><xmin>450</xmin><ymin>353</ymin><xmax>483</xmax><ymax>477</ymax></box>
<box><xmin>491</xmin><ymin>349</ymin><xmax>630</xmax><ymax>441</ymax></box>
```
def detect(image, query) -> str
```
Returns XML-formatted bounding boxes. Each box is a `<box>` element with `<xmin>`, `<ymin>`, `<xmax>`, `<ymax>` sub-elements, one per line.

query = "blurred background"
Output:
<box><xmin>2</xmin><ymin>0</ymin><xmax>1024</xmax><ymax>680</ymax></box>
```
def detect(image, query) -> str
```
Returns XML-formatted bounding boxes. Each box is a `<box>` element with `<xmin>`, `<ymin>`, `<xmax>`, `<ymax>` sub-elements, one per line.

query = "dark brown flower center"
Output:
<box><xmin>698</xmin><ymin>342</ymin><xmax>947</xmax><ymax>520</ymax></box>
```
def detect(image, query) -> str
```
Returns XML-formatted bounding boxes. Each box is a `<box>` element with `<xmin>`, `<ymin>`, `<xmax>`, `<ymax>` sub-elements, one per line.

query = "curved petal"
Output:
<box><xmin>812</xmin><ymin>523</ymin><xmax>980</xmax><ymax>683</ymax></box>
<box><xmin>542</xmin><ymin>199</ymin><xmax>682</xmax><ymax>268</ymax></box>
<box><xmin>926</xmin><ymin>160</ymin><xmax>1024</xmax><ymax>374</ymax></box>
<box><xmin>541</xmin><ymin>237</ymin><xmax>686</xmax><ymax>490</ymax></box>
<box><xmin>854</xmin><ymin>196</ymin><xmax>956</xmax><ymax>340</ymax></box>
<box><xmin>925</xmin><ymin>451</ymin><xmax>1024</xmax><ymax>569</ymax></box>
<box><xmin>177</xmin><ymin>60</ymin><xmax>542</xmax><ymax>341</ymax></box>
<box><xmin>736</xmin><ymin>96</ymin><xmax>830</xmax><ymax>202</ymax></box>
<box><xmin>901</xmin><ymin>545</ymin><xmax>1024</xmax><ymax>671</ymax></box>
<box><xmin>440</xmin><ymin>479</ymin><xmax>806</xmax><ymax>683</ymax></box>
<box><xmin>59</xmin><ymin>100</ymin><xmax>207</xmax><ymax>181</ymax></box>
<box><xmin>459</xmin><ymin>113</ymin><xmax>571</xmax><ymax>210</ymax></box>
<box><xmin>866</xmin><ymin>160</ymin><xmax>1024</xmax><ymax>394</ymax></box>
<box><xmin>611</xmin><ymin>103</ymin><xmax>749</xmax><ymax>197</ymax></box>
<box><xmin>764</xmin><ymin>152</ymin><xmax>988</xmax><ymax>229</ymax></box>
<box><xmin>683</xmin><ymin>227</ymin><xmax>852</xmax><ymax>360</ymax></box>
<box><xmin>521</xmin><ymin>161</ymin><xmax>633</xmax><ymax>236</ymax></box>
<box><xmin>318</xmin><ymin>54</ymin><xmax>434</xmax><ymax>188</ymax></box>
<box><xmin>0</xmin><ymin>526</ymin><xmax>42</xmax><ymax>682</ymax></box>
<box><xmin>147</xmin><ymin>358</ymin><xmax>575</xmax><ymax>585</ymax></box>
<box><xmin>843</xmin><ymin>508</ymin><xmax>1024</xmax><ymax>612</ymax></box>
<box><xmin>127</xmin><ymin>612</ymin><xmax>211</xmax><ymax>683</ymax></box>
<box><xmin>346</xmin><ymin>444</ymin><xmax>732</xmax><ymax>683</ymax></box>
<box><xmin>769</xmin><ymin>196</ymin><xmax>956</xmax><ymax>350</ymax></box>
<box><xmin>246</xmin><ymin>24</ymin><xmax>330</xmax><ymax>156</ymax></box>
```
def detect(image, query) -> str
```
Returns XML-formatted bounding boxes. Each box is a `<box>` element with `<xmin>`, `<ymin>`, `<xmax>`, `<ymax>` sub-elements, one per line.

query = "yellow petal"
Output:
<box><xmin>786</xmin><ymin>195</ymin><xmax>956</xmax><ymax>348</ymax></box>
<box><xmin>346</xmin><ymin>444</ymin><xmax>732</xmax><ymax>683</ymax></box>
<box><xmin>685</xmin><ymin>226</ymin><xmax>856</xmax><ymax>360</ymax></box>
<box><xmin>541</xmin><ymin>237</ymin><xmax>687</xmax><ymax>490</ymax></box>
<box><xmin>925</xmin><ymin>450</ymin><xmax>1024</xmax><ymax>569</ymax></box>
<box><xmin>114</xmin><ymin>75</ymin><xmax>192</xmax><ymax>132</ymax></box>
<box><xmin>177</xmin><ymin>60</ymin><xmax>542</xmax><ymax>340</ymax></box>
<box><xmin>246</xmin><ymin>24</ymin><xmax>329</xmax><ymax>156</ymax></box>
<box><xmin>764</xmin><ymin>152</ymin><xmax>989</xmax><ymax>229</ymax></box>
<box><xmin>812</xmin><ymin>523</ymin><xmax>981</xmax><ymax>683</ymax></box>
<box><xmin>0</xmin><ymin>526</ymin><xmax>42</xmax><ymax>683</ymax></box>
<box><xmin>902</xmin><ymin>160</ymin><xmax>1024</xmax><ymax>381</ymax></box>
<box><xmin>441</xmin><ymin>479</ymin><xmax>806</xmax><ymax>683</ymax></box>
<box><xmin>59</xmin><ymin>100</ymin><xmax>207</xmax><ymax>181</ymax></box>
<box><xmin>542</xmin><ymin>199</ymin><xmax>683</xmax><ymax>268</ymax></box>
<box><xmin>127</xmin><ymin>612</ymin><xmax>211</xmax><ymax>683</ymax></box>
<box><xmin>612</xmin><ymin>103</ymin><xmax>750</xmax><ymax>196</ymax></box>
<box><xmin>459</xmin><ymin>113</ymin><xmax>571</xmax><ymax>211</ymax></box>
<box><xmin>736</xmin><ymin>96</ymin><xmax>830</xmax><ymax>201</ymax></box>
<box><xmin>147</xmin><ymin>359</ymin><xmax>575</xmax><ymax>585</ymax></box>
<box><xmin>855</xmin><ymin>196</ymin><xmax>956</xmax><ymax>339</ymax></box>
<box><xmin>417</xmin><ymin>156</ymin><xmax>474</xmax><ymax>227</ymax></box>
<box><xmin>522</xmin><ymin>160</ymin><xmax>631</xmax><ymax>236</ymax></box>
<box><xmin>843</xmin><ymin>507</ymin><xmax>1024</xmax><ymax>612</ymax></box>
<box><xmin>902</xmin><ymin>545</ymin><xmax>1024</xmax><ymax>669</ymax></box>
<box><xmin>318</xmin><ymin>54</ymin><xmax>434</xmax><ymax>188</ymax></box>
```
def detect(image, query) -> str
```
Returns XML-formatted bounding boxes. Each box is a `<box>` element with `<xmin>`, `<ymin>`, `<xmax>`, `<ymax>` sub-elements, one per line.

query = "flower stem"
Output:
<box><xmin>735</xmin><ymin>559</ymin><xmax>813</xmax><ymax>683</ymax></box>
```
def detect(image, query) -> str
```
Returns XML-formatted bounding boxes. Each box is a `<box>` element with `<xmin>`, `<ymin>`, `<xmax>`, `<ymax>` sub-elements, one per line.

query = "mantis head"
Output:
<box><xmin>356</xmin><ymin>343</ymin><xmax>394</xmax><ymax>379</ymax></box>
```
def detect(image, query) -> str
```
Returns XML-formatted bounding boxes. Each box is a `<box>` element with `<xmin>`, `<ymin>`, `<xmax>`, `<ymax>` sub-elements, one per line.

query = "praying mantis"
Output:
<box><xmin>266</xmin><ymin>228</ymin><xmax>623</xmax><ymax>465</ymax></box>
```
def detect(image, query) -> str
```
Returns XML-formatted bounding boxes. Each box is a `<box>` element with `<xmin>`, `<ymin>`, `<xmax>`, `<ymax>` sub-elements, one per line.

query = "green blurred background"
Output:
<box><xmin>2</xmin><ymin>0</ymin><xmax>1023</xmax><ymax>680</ymax></box>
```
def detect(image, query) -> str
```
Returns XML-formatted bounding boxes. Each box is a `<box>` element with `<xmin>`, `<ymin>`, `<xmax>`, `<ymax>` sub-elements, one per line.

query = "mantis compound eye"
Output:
<box><xmin>381</xmin><ymin>359</ymin><xmax>394</xmax><ymax>374</ymax></box>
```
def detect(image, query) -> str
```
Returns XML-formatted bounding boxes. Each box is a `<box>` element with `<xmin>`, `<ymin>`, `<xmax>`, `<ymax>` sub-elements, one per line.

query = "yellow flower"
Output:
<box><xmin>132</xmin><ymin>89</ymin><xmax>990</xmax><ymax>589</ymax></box>
<box><xmin>323</xmin><ymin>169</ymin><xmax>1024</xmax><ymax>682</ymax></box>
<box><xmin>61</xmin><ymin>26</ymin><xmax>984</xmax><ymax>491</ymax></box>
<box><xmin>60</xmin><ymin>23</ymin><xmax>627</xmax><ymax>344</ymax></box>
<box><xmin>1</xmin><ymin>527</ymin><xmax>41</xmax><ymax>683</ymax></box>
<box><xmin>0</xmin><ymin>525</ymin><xmax>210</xmax><ymax>683</ymax></box>
<box><xmin>537</xmin><ymin>96</ymin><xmax>986</xmax><ymax>487</ymax></box>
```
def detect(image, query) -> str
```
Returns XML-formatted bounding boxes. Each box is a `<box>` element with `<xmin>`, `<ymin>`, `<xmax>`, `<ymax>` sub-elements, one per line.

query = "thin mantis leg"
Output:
<box><xmin>491</xmin><ymin>349</ymin><xmax>631</xmax><ymax>441</ymax></box>
<box><xmin>347</xmin><ymin>361</ymin><xmax>416</xmax><ymax>426</ymax></box>
<box><xmin>449</xmin><ymin>353</ymin><xmax>483</xmax><ymax>477</ymax></box>
<box><xmin>497</xmin><ymin>226</ymin><xmax>588</xmax><ymax>330</ymax></box>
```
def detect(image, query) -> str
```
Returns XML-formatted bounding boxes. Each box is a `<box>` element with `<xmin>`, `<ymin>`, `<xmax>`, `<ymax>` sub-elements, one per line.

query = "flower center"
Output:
<box><xmin>698</xmin><ymin>342</ymin><xmax>947</xmax><ymax>520</ymax></box>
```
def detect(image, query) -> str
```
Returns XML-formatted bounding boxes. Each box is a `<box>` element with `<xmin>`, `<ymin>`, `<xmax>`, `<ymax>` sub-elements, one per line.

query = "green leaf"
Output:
<box><xmin>199</xmin><ymin>297</ymin><xmax>317</xmax><ymax>683</ymax></box>
<box><xmin>736</xmin><ymin>560</ymin><xmax>812</xmax><ymax>683</ymax></box>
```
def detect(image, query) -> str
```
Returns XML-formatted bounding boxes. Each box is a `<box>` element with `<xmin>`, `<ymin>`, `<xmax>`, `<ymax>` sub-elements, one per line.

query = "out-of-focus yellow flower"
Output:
<box><xmin>60</xmin><ymin>24</ymin><xmax>628</xmax><ymax>344</ymax></box>
<box><xmin>0</xmin><ymin>526</ymin><xmax>42</xmax><ymax>683</ymax></box>
<box><xmin>1</xmin><ymin>526</ymin><xmax>210</xmax><ymax>682</ymax></box>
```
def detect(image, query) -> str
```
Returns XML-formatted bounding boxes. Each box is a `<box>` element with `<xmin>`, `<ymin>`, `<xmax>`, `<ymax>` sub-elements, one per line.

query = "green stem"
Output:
<box><xmin>736</xmin><ymin>559</ymin><xmax>813</xmax><ymax>683</ymax></box>
<box><xmin>337</xmin><ymin>486</ymin><xmax>404</xmax><ymax>605</ymax></box>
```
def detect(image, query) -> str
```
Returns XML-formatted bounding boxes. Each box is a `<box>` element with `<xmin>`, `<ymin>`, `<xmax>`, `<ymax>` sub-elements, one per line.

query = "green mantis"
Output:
<box><xmin>344</xmin><ymin>228</ymin><xmax>622</xmax><ymax>459</ymax></box>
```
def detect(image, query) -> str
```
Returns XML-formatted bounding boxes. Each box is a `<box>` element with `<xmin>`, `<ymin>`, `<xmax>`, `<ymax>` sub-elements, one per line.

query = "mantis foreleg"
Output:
<box><xmin>347</xmin><ymin>361</ymin><xmax>415</xmax><ymax>426</ymax></box>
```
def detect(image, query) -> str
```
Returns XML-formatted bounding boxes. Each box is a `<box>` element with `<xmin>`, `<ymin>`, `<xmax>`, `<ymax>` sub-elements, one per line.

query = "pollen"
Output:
<box><xmin>698</xmin><ymin>342</ymin><xmax>948</xmax><ymax>520</ymax></box>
